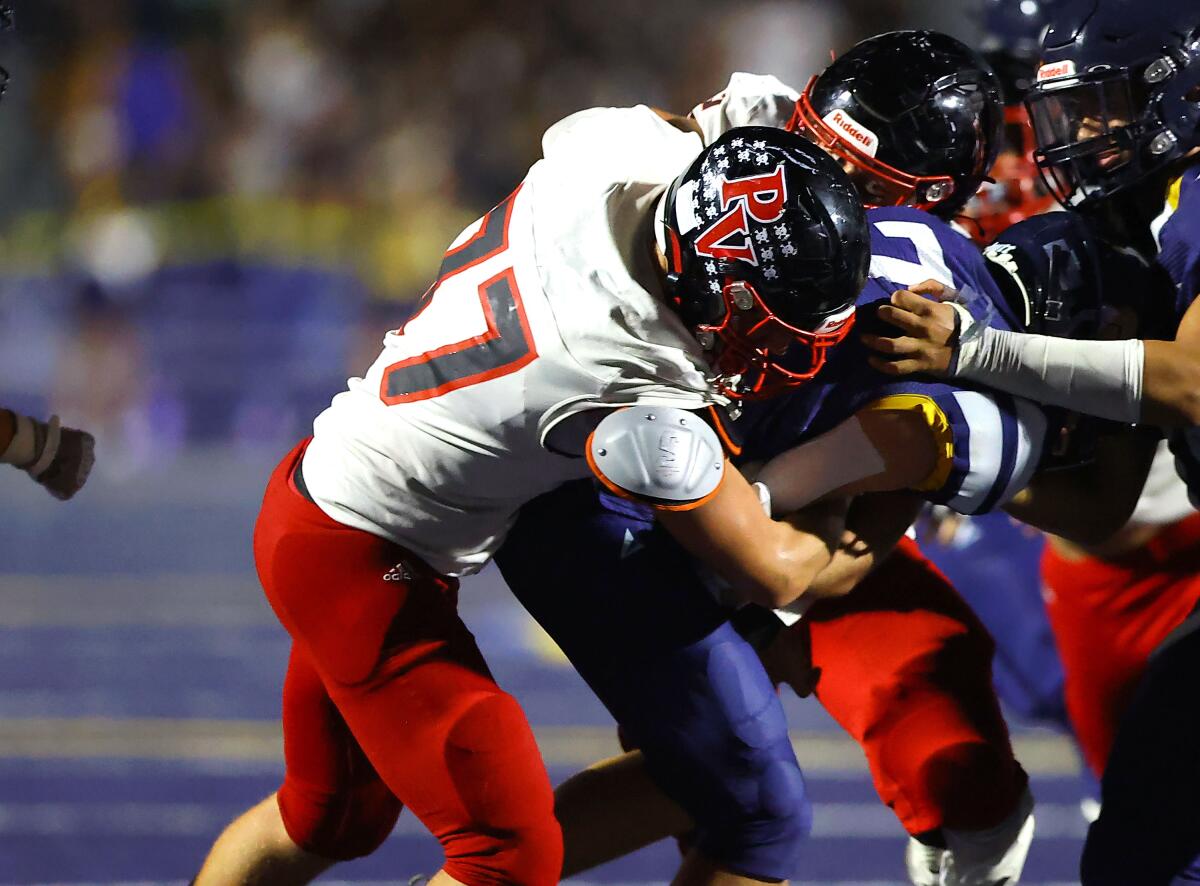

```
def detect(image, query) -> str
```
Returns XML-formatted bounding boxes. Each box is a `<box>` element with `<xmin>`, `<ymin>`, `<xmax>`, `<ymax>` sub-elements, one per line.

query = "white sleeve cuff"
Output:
<box><xmin>955</xmin><ymin>327</ymin><xmax>1144</xmax><ymax>424</ymax></box>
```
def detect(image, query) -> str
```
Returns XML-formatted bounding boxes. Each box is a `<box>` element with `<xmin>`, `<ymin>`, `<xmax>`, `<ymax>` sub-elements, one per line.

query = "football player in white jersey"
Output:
<box><xmin>192</xmin><ymin>120</ymin><xmax>871</xmax><ymax>886</ymax></box>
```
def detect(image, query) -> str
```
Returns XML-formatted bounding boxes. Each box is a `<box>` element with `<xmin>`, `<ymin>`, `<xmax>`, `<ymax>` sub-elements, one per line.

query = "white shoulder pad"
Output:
<box><xmin>588</xmin><ymin>406</ymin><xmax>725</xmax><ymax>509</ymax></box>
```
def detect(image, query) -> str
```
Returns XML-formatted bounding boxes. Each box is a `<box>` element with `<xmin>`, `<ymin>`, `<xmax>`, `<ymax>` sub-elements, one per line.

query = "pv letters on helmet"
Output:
<box><xmin>693</xmin><ymin>163</ymin><xmax>789</xmax><ymax>267</ymax></box>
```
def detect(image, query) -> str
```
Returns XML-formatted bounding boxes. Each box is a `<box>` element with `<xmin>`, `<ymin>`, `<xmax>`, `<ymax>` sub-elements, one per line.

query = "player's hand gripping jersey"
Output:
<box><xmin>736</xmin><ymin>206</ymin><xmax>1047</xmax><ymax>515</ymax></box>
<box><xmin>302</xmin><ymin>107</ymin><xmax>723</xmax><ymax>577</ymax></box>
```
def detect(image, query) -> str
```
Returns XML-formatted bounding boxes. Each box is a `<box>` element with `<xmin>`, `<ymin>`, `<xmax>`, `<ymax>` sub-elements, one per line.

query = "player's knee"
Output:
<box><xmin>277</xmin><ymin>776</ymin><xmax>401</xmax><ymax>860</ymax></box>
<box><xmin>692</xmin><ymin>638</ymin><xmax>811</xmax><ymax>876</ymax></box>
<box><xmin>750</xmin><ymin>755</ymin><xmax>813</xmax><ymax>847</ymax></box>
<box><xmin>696</xmin><ymin>756</ymin><xmax>811</xmax><ymax>878</ymax></box>
<box><xmin>442</xmin><ymin>691</ymin><xmax>563</xmax><ymax>885</ymax></box>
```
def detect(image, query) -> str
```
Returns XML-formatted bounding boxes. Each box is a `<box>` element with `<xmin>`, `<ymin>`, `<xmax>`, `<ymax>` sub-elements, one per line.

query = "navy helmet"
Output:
<box><xmin>1027</xmin><ymin>0</ymin><xmax>1200</xmax><ymax>207</ymax></box>
<box><xmin>788</xmin><ymin>30</ymin><xmax>1004</xmax><ymax>217</ymax></box>
<box><xmin>982</xmin><ymin>211</ymin><xmax>1171</xmax><ymax>467</ymax></box>
<box><xmin>981</xmin><ymin>211</ymin><xmax>1162</xmax><ymax>337</ymax></box>
<box><xmin>660</xmin><ymin>126</ymin><xmax>870</xmax><ymax>399</ymax></box>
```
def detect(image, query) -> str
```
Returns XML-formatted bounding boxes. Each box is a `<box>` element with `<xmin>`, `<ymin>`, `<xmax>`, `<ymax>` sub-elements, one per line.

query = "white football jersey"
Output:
<box><xmin>1128</xmin><ymin>439</ymin><xmax>1196</xmax><ymax>528</ymax></box>
<box><xmin>689</xmin><ymin>72</ymin><xmax>800</xmax><ymax>145</ymax></box>
<box><xmin>302</xmin><ymin>106</ymin><xmax>724</xmax><ymax>577</ymax></box>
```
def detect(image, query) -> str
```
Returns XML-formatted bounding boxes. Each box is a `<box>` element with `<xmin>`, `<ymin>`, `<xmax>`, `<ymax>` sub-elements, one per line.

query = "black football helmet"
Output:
<box><xmin>660</xmin><ymin>126</ymin><xmax>870</xmax><ymax>400</ymax></box>
<box><xmin>1027</xmin><ymin>0</ymin><xmax>1200</xmax><ymax>208</ymax></box>
<box><xmin>788</xmin><ymin>30</ymin><xmax>1004</xmax><ymax>217</ymax></box>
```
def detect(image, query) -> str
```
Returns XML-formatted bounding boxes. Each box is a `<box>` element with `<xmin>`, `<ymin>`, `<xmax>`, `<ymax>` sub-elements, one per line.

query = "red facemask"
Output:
<box><xmin>700</xmin><ymin>281</ymin><xmax>855</xmax><ymax>400</ymax></box>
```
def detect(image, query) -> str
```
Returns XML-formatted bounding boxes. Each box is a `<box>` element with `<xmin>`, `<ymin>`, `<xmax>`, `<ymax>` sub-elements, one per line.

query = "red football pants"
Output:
<box><xmin>1041</xmin><ymin>513</ymin><xmax>1200</xmax><ymax>778</ymax></box>
<box><xmin>257</xmin><ymin>441</ymin><xmax>562</xmax><ymax>884</ymax></box>
<box><xmin>802</xmin><ymin>536</ymin><xmax>1028</xmax><ymax>836</ymax></box>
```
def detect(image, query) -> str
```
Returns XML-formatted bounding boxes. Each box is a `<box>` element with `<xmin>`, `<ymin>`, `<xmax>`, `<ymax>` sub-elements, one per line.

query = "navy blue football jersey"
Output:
<box><xmin>730</xmin><ymin>206</ymin><xmax>1047</xmax><ymax>515</ymax></box>
<box><xmin>1157</xmin><ymin>169</ymin><xmax>1200</xmax><ymax>506</ymax></box>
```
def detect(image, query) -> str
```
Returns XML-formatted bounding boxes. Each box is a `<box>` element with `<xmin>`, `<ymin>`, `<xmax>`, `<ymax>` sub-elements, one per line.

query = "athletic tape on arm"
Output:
<box><xmin>955</xmin><ymin>326</ymin><xmax>1144</xmax><ymax>423</ymax></box>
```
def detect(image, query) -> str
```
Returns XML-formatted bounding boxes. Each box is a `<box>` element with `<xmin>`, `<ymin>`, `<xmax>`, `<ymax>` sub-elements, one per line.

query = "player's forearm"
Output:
<box><xmin>743</xmin><ymin>498</ymin><xmax>849</xmax><ymax>608</ymax></box>
<box><xmin>1004</xmin><ymin>428</ymin><xmax>1158</xmax><ymax>545</ymax></box>
<box><xmin>804</xmin><ymin>492</ymin><xmax>922</xmax><ymax>599</ymax></box>
<box><xmin>954</xmin><ymin>326</ymin><xmax>1145</xmax><ymax>423</ymax></box>
<box><xmin>692</xmin><ymin>502</ymin><xmax>845</xmax><ymax>610</ymax></box>
<box><xmin>0</xmin><ymin>410</ymin><xmax>96</xmax><ymax>500</ymax></box>
<box><xmin>0</xmin><ymin>408</ymin><xmax>38</xmax><ymax>466</ymax></box>
<box><xmin>1140</xmin><ymin>339</ymin><xmax>1200</xmax><ymax>426</ymax></box>
<box><xmin>658</xmin><ymin>468</ymin><xmax>847</xmax><ymax>610</ymax></box>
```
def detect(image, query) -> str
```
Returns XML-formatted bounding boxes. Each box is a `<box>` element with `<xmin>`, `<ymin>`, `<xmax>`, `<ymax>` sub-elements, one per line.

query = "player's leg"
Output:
<box><xmin>194</xmin><ymin>793</ymin><xmax>333</xmax><ymax>885</ymax></box>
<box><xmin>554</xmin><ymin>751</ymin><xmax>692</xmax><ymax>874</ymax></box>
<box><xmin>1080</xmin><ymin>606</ymin><xmax>1200</xmax><ymax>885</ymax></box>
<box><xmin>498</xmin><ymin>480</ymin><xmax>809</xmax><ymax>883</ymax></box>
<box><xmin>200</xmin><ymin>441</ymin><xmax>561</xmax><ymax>885</ymax></box>
<box><xmin>802</xmin><ymin>536</ymin><xmax>1032</xmax><ymax>884</ymax></box>
<box><xmin>194</xmin><ymin>634</ymin><xmax>402</xmax><ymax>882</ymax></box>
<box><xmin>274</xmin><ymin>450</ymin><xmax>561</xmax><ymax>884</ymax></box>
<box><xmin>1041</xmin><ymin>523</ymin><xmax>1200</xmax><ymax>777</ymax></box>
<box><xmin>806</xmin><ymin>536</ymin><xmax>1029</xmax><ymax>834</ymax></box>
<box><xmin>919</xmin><ymin>511</ymin><xmax>1068</xmax><ymax>728</ymax></box>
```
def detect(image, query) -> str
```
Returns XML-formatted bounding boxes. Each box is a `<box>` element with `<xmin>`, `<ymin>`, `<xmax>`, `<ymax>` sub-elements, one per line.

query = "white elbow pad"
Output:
<box><xmin>588</xmin><ymin>406</ymin><xmax>724</xmax><ymax>509</ymax></box>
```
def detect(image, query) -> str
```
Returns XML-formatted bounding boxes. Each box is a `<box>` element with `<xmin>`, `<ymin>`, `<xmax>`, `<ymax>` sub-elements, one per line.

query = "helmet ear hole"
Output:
<box><xmin>1187</xmin><ymin>84</ymin><xmax>1200</xmax><ymax>103</ymax></box>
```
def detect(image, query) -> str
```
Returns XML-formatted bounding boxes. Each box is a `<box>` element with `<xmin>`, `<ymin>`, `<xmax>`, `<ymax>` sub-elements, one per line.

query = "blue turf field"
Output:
<box><xmin>0</xmin><ymin>455</ymin><xmax>1088</xmax><ymax>884</ymax></box>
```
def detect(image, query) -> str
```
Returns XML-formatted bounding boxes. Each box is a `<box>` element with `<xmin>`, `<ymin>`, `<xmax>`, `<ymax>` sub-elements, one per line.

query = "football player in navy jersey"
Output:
<box><xmin>866</xmin><ymin>2</ymin><xmax>1200</xmax><ymax>882</ymax></box>
<box><xmin>518</xmin><ymin>203</ymin><xmax>1044</xmax><ymax>886</ymax></box>
<box><xmin>500</xmin><ymin>35</ymin><xmax>1066</xmax><ymax>884</ymax></box>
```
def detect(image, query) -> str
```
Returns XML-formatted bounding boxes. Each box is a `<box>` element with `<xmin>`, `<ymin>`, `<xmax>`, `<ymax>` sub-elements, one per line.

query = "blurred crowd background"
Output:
<box><xmin>0</xmin><ymin>0</ymin><xmax>975</xmax><ymax>473</ymax></box>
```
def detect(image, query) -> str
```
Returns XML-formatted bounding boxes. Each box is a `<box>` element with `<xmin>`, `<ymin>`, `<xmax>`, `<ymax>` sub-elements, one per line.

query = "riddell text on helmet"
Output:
<box><xmin>823</xmin><ymin>109</ymin><xmax>879</xmax><ymax>157</ymax></box>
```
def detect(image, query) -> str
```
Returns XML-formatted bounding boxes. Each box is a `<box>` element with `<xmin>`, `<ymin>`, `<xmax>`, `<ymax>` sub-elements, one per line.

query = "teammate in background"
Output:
<box><xmin>0</xmin><ymin>408</ymin><xmax>95</xmax><ymax>500</ymax></box>
<box><xmin>865</xmin><ymin>2</ymin><xmax>1200</xmax><ymax>881</ymax></box>
<box><xmin>193</xmin><ymin>122</ymin><xmax>871</xmax><ymax>886</ymax></box>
